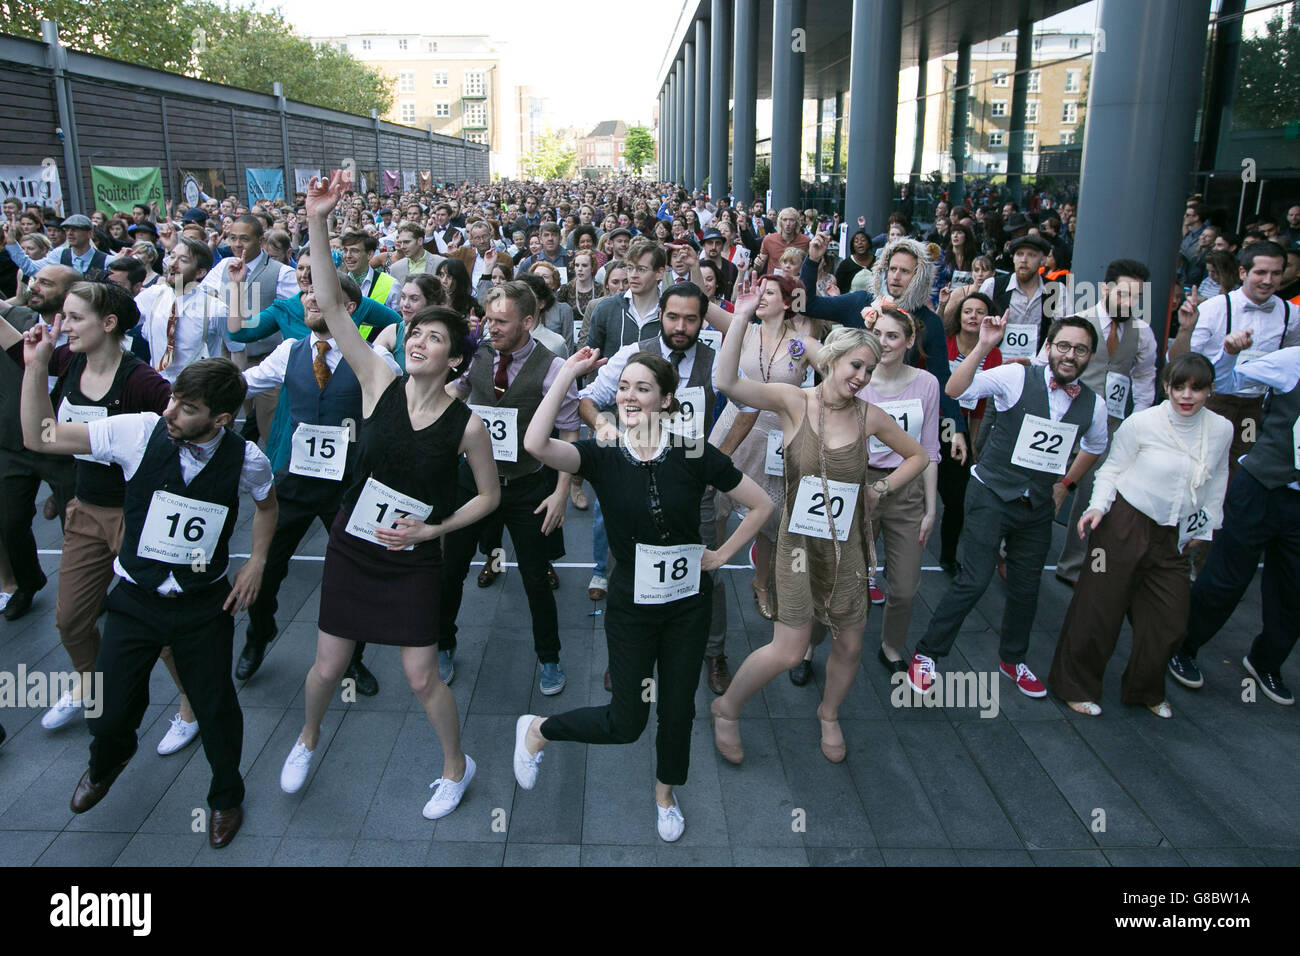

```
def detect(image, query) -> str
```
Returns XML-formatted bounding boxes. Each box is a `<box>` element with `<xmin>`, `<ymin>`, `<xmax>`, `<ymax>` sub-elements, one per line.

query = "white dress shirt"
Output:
<box><xmin>1190</xmin><ymin>289</ymin><xmax>1300</xmax><ymax>395</ymax></box>
<box><xmin>200</xmin><ymin>251</ymin><xmax>299</xmax><ymax>304</ymax></box>
<box><xmin>1088</xmin><ymin>402</ymin><xmax>1233</xmax><ymax>528</ymax></box>
<box><xmin>87</xmin><ymin>412</ymin><xmax>274</xmax><ymax>595</ymax></box>
<box><xmin>242</xmin><ymin>332</ymin><xmax>401</xmax><ymax>396</ymax></box>
<box><xmin>1032</xmin><ymin>300</ymin><xmax>1158</xmax><ymax>411</ymax></box>
<box><xmin>980</xmin><ymin>273</ymin><xmax>1045</xmax><ymax>326</ymax></box>
<box><xmin>1214</xmin><ymin>346</ymin><xmax>1300</xmax><ymax>490</ymax></box>
<box><xmin>6</xmin><ymin>241</ymin><xmax>100</xmax><ymax>277</ymax></box>
<box><xmin>579</xmin><ymin>337</ymin><xmax>712</xmax><ymax>407</ymax></box>
<box><xmin>140</xmin><ymin>283</ymin><xmax>230</xmax><ymax>383</ymax></box>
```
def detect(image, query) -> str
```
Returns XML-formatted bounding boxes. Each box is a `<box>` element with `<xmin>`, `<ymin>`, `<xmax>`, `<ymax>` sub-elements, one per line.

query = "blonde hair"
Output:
<box><xmin>814</xmin><ymin>326</ymin><xmax>882</xmax><ymax>376</ymax></box>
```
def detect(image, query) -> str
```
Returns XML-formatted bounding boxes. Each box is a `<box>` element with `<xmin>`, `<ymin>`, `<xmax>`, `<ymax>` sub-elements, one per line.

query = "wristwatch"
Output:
<box><xmin>1060</xmin><ymin>479</ymin><xmax>1077</xmax><ymax>492</ymax></box>
<box><xmin>870</xmin><ymin>478</ymin><xmax>891</xmax><ymax>497</ymax></box>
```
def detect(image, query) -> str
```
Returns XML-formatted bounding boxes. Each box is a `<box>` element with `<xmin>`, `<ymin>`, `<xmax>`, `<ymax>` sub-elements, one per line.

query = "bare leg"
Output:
<box><xmin>401</xmin><ymin>644</ymin><xmax>466</xmax><ymax>781</ymax></box>
<box><xmin>159</xmin><ymin>647</ymin><xmax>196</xmax><ymax>722</ymax></box>
<box><xmin>818</xmin><ymin>622</ymin><xmax>865</xmax><ymax>756</ymax></box>
<box><xmin>300</xmin><ymin>630</ymin><xmax>354</xmax><ymax>750</ymax></box>
<box><xmin>654</xmin><ymin>780</ymin><xmax>675</xmax><ymax>809</ymax></box>
<box><xmin>751</xmin><ymin>532</ymin><xmax>775</xmax><ymax>592</ymax></box>
<box><xmin>711</xmin><ymin>622</ymin><xmax>813</xmax><ymax>756</ymax></box>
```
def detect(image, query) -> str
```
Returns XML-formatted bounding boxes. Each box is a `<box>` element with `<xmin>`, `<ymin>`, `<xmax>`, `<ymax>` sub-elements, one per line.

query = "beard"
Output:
<box><xmin>1050</xmin><ymin>351</ymin><xmax>1087</xmax><ymax>385</ymax></box>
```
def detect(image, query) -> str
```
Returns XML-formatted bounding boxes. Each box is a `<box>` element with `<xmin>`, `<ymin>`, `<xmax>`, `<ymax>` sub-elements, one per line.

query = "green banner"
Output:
<box><xmin>89</xmin><ymin>165</ymin><xmax>164</xmax><ymax>214</ymax></box>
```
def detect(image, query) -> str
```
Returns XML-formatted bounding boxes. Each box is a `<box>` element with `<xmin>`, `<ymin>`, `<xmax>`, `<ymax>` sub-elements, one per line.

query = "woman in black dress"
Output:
<box><xmin>279</xmin><ymin>172</ymin><xmax>500</xmax><ymax>821</ymax></box>
<box><xmin>513</xmin><ymin>346</ymin><xmax>773</xmax><ymax>842</ymax></box>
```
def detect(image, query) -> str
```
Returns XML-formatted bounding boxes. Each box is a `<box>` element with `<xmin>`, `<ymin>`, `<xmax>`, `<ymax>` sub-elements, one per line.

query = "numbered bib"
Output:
<box><xmin>1104</xmin><ymin>371</ymin><xmax>1132</xmax><ymax>420</ymax></box>
<box><xmin>345</xmin><ymin>477</ymin><xmax>433</xmax><ymax>549</ymax></box>
<box><xmin>868</xmin><ymin>398</ymin><xmax>924</xmax><ymax>456</ymax></box>
<box><xmin>1178</xmin><ymin>507</ymin><xmax>1213</xmax><ymax>553</ymax></box>
<box><xmin>468</xmin><ymin>405</ymin><xmax>518</xmax><ymax>462</ymax></box>
<box><xmin>788</xmin><ymin>475</ymin><xmax>859</xmax><ymax>541</ymax></box>
<box><xmin>57</xmin><ymin>398</ymin><xmax>107</xmax><ymax>462</ymax></box>
<box><xmin>1010</xmin><ymin>414</ymin><xmax>1077</xmax><ymax>475</ymax></box>
<box><xmin>137</xmin><ymin>490</ymin><xmax>229</xmax><ymax>565</ymax></box>
<box><xmin>1236</xmin><ymin>348</ymin><xmax>1269</xmax><ymax>397</ymax></box>
<box><xmin>765</xmin><ymin>430</ymin><xmax>785</xmax><ymax>476</ymax></box>
<box><xmin>633</xmin><ymin>543</ymin><xmax>704</xmax><ymax>605</ymax></box>
<box><xmin>950</xmin><ymin>358</ymin><xmax>977</xmax><ymax>410</ymax></box>
<box><xmin>999</xmin><ymin>324</ymin><xmax>1038</xmax><ymax>360</ymax></box>
<box><xmin>670</xmin><ymin>386</ymin><xmax>706</xmax><ymax>440</ymax></box>
<box><xmin>698</xmin><ymin>327</ymin><xmax>722</xmax><ymax>353</ymax></box>
<box><xmin>289</xmin><ymin>423</ymin><xmax>349</xmax><ymax>480</ymax></box>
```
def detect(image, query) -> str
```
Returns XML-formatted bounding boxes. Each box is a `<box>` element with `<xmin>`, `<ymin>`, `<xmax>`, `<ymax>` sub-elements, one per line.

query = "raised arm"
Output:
<box><xmin>714</xmin><ymin>287</ymin><xmax>804</xmax><ymax>421</ymax></box>
<box><xmin>946</xmin><ymin>314</ymin><xmax>1004</xmax><ymax>398</ymax></box>
<box><xmin>306</xmin><ymin>172</ymin><xmax>394</xmax><ymax>403</ymax></box>
<box><xmin>20</xmin><ymin>318</ymin><xmax>92</xmax><ymax>457</ymax></box>
<box><xmin>523</xmin><ymin>347</ymin><xmax>606</xmax><ymax>474</ymax></box>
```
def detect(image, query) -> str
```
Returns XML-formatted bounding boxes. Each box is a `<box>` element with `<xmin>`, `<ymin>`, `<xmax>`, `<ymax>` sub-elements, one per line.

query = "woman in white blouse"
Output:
<box><xmin>1048</xmin><ymin>353</ymin><xmax>1233</xmax><ymax>718</ymax></box>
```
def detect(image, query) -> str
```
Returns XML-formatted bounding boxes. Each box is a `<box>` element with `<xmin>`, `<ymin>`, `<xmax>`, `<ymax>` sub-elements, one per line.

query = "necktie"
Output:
<box><xmin>494</xmin><ymin>350</ymin><xmax>512</xmax><ymax>397</ymax></box>
<box><xmin>670</xmin><ymin>350</ymin><xmax>685</xmax><ymax>372</ymax></box>
<box><xmin>1105</xmin><ymin>321</ymin><xmax>1119</xmax><ymax>358</ymax></box>
<box><xmin>1049</xmin><ymin>377</ymin><xmax>1082</xmax><ymax>399</ymax></box>
<box><xmin>170</xmin><ymin>436</ymin><xmax>206</xmax><ymax>461</ymax></box>
<box><xmin>158</xmin><ymin>297</ymin><xmax>179</xmax><ymax>372</ymax></box>
<box><xmin>313</xmin><ymin>340</ymin><xmax>332</xmax><ymax>389</ymax></box>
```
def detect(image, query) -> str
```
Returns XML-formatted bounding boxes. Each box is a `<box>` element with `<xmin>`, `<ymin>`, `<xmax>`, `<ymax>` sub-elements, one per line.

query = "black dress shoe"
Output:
<box><xmin>877</xmin><ymin>647</ymin><xmax>908</xmax><ymax>674</ymax></box>
<box><xmin>209</xmin><ymin>806</ymin><xmax>243</xmax><ymax>848</ymax></box>
<box><xmin>235</xmin><ymin>629</ymin><xmax>276</xmax><ymax>681</ymax></box>
<box><xmin>345</xmin><ymin>658</ymin><xmax>379</xmax><ymax>697</ymax></box>
<box><xmin>547</xmin><ymin>564</ymin><xmax>559</xmax><ymax>589</ymax></box>
<box><xmin>70</xmin><ymin>756</ymin><xmax>133</xmax><ymax>813</ymax></box>
<box><xmin>477</xmin><ymin>566</ymin><xmax>500</xmax><ymax>588</ymax></box>
<box><xmin>789</xmin><ymin>659</ymin><xmax>813</xmax><ymax>686</ymax></box>
<box><xmin>4</xmin><ymin>589</ymin><xmax>36</xmax><ymax>622</ymax></box>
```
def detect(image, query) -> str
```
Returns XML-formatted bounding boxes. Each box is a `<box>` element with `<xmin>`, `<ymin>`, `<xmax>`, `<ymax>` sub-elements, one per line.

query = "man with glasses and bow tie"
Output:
<box><xmin>907</xmin><ymin>315</ymin><xmax>1109</xmax><ymax>702</ymax></box>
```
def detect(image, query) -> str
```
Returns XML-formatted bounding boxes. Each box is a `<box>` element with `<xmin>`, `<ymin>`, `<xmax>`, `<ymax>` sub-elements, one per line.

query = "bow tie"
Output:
<box><xmin>1049</xmin><ymin>377</ymin><xmax>1081</xmax><ymax>399</ymax></box>
<box><xmin>170</xmin><ymin>436</ymin><xmax>208</xmax><ymax>461</ymax></box>
<box><xmin>1241</xmin><ymin>301</ymin><xmax>1274</xmax><ymax>313</ymax></box>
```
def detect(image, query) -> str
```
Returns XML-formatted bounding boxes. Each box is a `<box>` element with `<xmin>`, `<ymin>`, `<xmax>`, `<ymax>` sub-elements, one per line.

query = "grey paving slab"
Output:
<box><xmin>0</xmin><ymin>829</ymin><xmax>59</xmax><ymax>866</ymax></box>
<box><xmin>35</xmin><ymin>830</ymin><xmax>133</xmax><ymax>866</ymax></box>
<box><xmin>425</xmin><ymin>712</ymin><xmax>515</xmax><ymax>844</ymax></box>
<box><xmin>1103</xmin><ymin>847</ymin><xmax>1187</xmax><ymax>866</ymax></box>
<box><xmin>956</xmin><ymin>848</ymin><xmax>1036</xmax><ymax>866</ymax></box>
<box><xmin>114</xmin><ymin>832</ymin><xmax>202</xmax><ymax>867</ymax></box>
<box><xmin>285</xmin><ymin>709</ymin><xmax>402</xmax><ymax>839</ymax></box>
<box><xmin>731</xmin><ymin>846</ymin><xmax>810</xmax><ymax>866</ymax></box>
<box><xmin>713</xmin><ymin>717</ymin><xmax>805</xmax><ymax>848</ymax></box>
<box><xmin>842</xmin><ymin>719</ymin><xmax>948</xmax><ymax>849</ymax></box>
<box><xmin>191</xmin><ymin>836</ymin><xmax>280</xmax><ymax>866</ymax></box>
<box><xmin>1030</xmin><ymin>849</ymin><xmax>1111</xmax><ymax>866</ymax></box>
<box><xmin>807</xmin><ymin>846</ymin><xmax>886</xmax><ymax>866</ymax></box>
<box><xmin>272</xmin><ymin>837</ymin><xmax>355</xmax><ymax>866</ymax></box>
<box><xmin>348</xmin><ymin>839</ymin><xmax>430</xmax><ymax>866</ymax></box>
<box><xmin>880</xmin><ymin>847</ymin><xmax>961</xmax><ymax>865</ymax></box>
<box><xmin>1178</xmin><ymin>847</ymin><xmax>1262</xmax><ymax>866</ymax></box>
<box><xmin>771</xmin><ymin>718</ymin><xmax>874</xmax><ymax>848</ymax></box>
<box><xmin>502</xmin><ymin>842</ymin><xmax>580</xmax><ymax>866</ymax></box>
<box><xmin>425</xmin><ymin>840</ymin><xmax>505</xmax><ymax>867</ymax></box>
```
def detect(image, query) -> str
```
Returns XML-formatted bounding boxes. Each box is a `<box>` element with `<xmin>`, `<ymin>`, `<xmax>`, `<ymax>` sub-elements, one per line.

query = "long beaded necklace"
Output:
<box><xmin>756</xmin><ymin>320</ymin><xmax>788</xmax><ymax>383</ymax></box>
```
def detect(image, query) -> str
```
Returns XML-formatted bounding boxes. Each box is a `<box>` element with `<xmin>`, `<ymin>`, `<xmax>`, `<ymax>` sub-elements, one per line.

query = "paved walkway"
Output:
<box><xmin>0</xmin><ymin>494</ymin><xmax>1296</xmax><ymax>867</ymax></box>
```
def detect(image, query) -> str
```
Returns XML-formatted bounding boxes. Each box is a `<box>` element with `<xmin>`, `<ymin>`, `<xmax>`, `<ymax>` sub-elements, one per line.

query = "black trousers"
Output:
<box><xmin>1182</xmin><ymin>469</ymin><xmax>1300</xmax><ymax>674</ymax></box>
<box><xmin>88</xmin><ymin>579</ymin><xmax>244</xmax><ymax>810</ymax></box>
<box><xmin>541</xmin><ymin>577</ymin><xmax>711</xmax><ymax>786</ymax></box>
<box><xmin>439</xmin><ymin>469</ymin><xmax>561</xmax><ymax>661</ymax></box>
<box><xmin>937</xmin><ymin>441</ymin><xmax>972</xmax><ymax>565</ymax></box>
<box><xmin>0</xmin><ymin>448</ymin><xmax>75</xmax><ymax>593</ymax></box>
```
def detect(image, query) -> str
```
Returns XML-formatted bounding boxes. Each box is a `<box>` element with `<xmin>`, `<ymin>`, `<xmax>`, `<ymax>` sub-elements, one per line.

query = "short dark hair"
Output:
<box><xmin>176</xmin><ymin>237</ymin><xmax>213</xmax><ymax>274</ymax></box>
<box><xmin>624</xmin><ymin>352</ymin><xmax>681</xmax><ymax>416</ymax></box>
<box><xmin>235</xmin><ymin>214</ymin><xmax>265</xmax><ymax>239</ymax></box>
<box><xmin>1047</xmin><ymin>315</ymin><xmax>1099</xmax><ymax>353</ymax></box>
<box><xmin>1239</xmin><ymin>240</ymin><xmax>1287</xmax><ymax>272</ymax></box>
<box><xmin>132</xmin><ymin>203</ymin><xmax>151</xmax><ymax>215</ymax></box>
<box><xmin>336</xmin><ymin>274</ymin><xmax>363</xmax><ymax>307</ymax></box>
<box><xmin>107</xmin><ymin>256</ymin><xmax>146</xmax><ymax>287</ymax></box>
<box><xmin>658</xmin><ymin>281</ymin><xmax>708</xmax><ymax>318</ymax></box>
<box><xmin>171</xmin><ymin>357</ymin><xmax>247</xmax><ymax>418</ymax></box>
<box><xmin>1163</xmin><ymin>352</ymin><xmax>1214</xmax><ymax>392</ymax></box>
<box><xmin>406</xmin><ymin>305</ymin><xmax>472</xmax><ymax>382</ymax></box>
<box><xmin>1103</xmin><ymin>258</ymin><xmax>1150</xmax><ymax>284</ymax></box>
<box><xmin>338</xmin><ymin>229</ymin><xmax>377</xmax><ymax>254</ymax></box>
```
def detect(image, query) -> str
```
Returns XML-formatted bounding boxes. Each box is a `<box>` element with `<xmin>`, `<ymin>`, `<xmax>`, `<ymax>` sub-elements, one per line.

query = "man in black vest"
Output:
<box><xmin>441</xmin><ymin>281</ymin><xmax>578</xmax><ymax>695</ymax></box>
<box><xmin>1169</xmin><ymin>342</ymin><xmax>1300</xmax><ymax>705</ymax></box>
<box><xmin>909</xmin><ymin>315</ymin><xmax>1109</xmax><ymax>699</ymax></box>
<box><xmin>20</xmin><ymin>349</ymin><xmax>276</xmax><ymax>848</ymax></box>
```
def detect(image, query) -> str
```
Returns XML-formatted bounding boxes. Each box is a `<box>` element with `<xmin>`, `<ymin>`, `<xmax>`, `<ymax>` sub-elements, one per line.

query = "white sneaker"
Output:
<box><xmin>422</xmin><ymin>754</ymin><xmax>476</xmax><ymax>819</ymax></box>
<box><xmin>0</xmin><ymin>591</ymin><xmax>12</xmax><ymax>612</ymax></box>
<box><xmin>156</xmin><ymin>713</ymin><xmax>200</xmax><ymax>755</ymax></box>
<box><xmin>513</xmin><ymin>714</ymin><xmax>544</xmax><ymax>790</ymax></box>
<box><xmin>657</xmin><ymin>798</ymin><xmax>685</xmax><ymax>842</ymax></box>
<box><xmin>280</xmin><ymin>738</ymin><xmax>315</xmax><ymax>793</ymax></box>
<box><xmin>41</xmin><ymin>692</ymin><xmax>84</xmax><ymax>730</ymax></box>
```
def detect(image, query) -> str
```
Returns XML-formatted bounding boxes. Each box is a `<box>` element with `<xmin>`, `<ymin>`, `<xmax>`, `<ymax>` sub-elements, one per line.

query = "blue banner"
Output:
<box><xmin>245</xmin><ymin>168</ymin><xmax>285</xmax><ymax>202</ymax></box>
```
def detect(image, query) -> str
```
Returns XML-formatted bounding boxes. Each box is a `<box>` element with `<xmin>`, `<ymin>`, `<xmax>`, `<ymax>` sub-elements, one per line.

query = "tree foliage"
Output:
<box><xmin>1234</xmin><ymin>2</ymin><xmax>1299</xmax><ymax>130</ymax></box>
<box><xmin>5</xmin><ymin>0</ymin><xmax>392</xmax><ymax>116</ymax></box>
<box><xmin>521</xmin><ymin>131</ymin><xmax>576</xmax><ymax>181</ymax></box>
<box><xmin>623</xmin><ymin>126</ymin><xmax>655</xmax><ymax>175</ymax></box>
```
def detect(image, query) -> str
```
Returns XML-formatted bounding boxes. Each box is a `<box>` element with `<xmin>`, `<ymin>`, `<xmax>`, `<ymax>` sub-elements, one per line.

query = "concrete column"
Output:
<box><xmin>733</xmin><ymin>0</ymin><xmax>758</xmax><ymax>205</ymax></box>
<box><xmin>710</xmin><ymin>0</ymin><xmax>732</xmax><ymax>199</ymax></box>
<box><xmin>674</xmin><ymin>59</ymin><xmax>686</xmax><ymax>183</ymax></box>
<box><xmin>844</xmin><ymin>0</ymin><xmax>902</xmax><ymax>232</ymax></box>
<box><xmin>1072</xmin><ymin>0</ymin><xmax>1213</xmax><ymax>343</ymax></box>
<box><xmin>769</xmin><ymin>0</ymin><xmax>806</xmax><ymax>211</ymax></box>
<box><xmin>694</xmin><ymin>19</ymin><xmax>710</xmax><ymax>193</ymax></box>
<box><xmin>683</xmin><ymin>40</ymin><xmax>696</xmax><ymax>189</ymax></box>
<box><xmin>909</xmin><ymin>27</ymin><xmax>928</xmax><ymax>186</ymax></box>
<box><xmin>950</xmin><ymin>39</ymin><xmax>971</xmax><ymax>206</ymax></box>
<box><xmin>1005</xmin><ymin>12</ymin><xmax>1033</xmax><ymax>201</ymax></box>
<box><xmin>831</xmin><ymin>89</ymin><xmax>844</xmax><ymax>185</ymax></box>
<box><xmin>814</xmin><ymin>99</ymin><xmax>824</xmax><ymax>182</ymax></box>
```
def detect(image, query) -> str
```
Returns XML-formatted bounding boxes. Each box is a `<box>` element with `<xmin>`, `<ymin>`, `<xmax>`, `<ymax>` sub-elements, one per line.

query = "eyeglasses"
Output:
<box><xmin>626</xmin><ymin>265</ymin><xmax>655</xmax><ymax>275</ymax></box>
<box><xmin>1050</xmin><ymin>341</ymin><xmax>1092</xmax><ymax>358</ymax></box>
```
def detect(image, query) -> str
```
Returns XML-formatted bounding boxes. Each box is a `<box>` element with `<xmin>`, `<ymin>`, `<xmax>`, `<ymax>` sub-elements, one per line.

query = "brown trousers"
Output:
<box><xmin>55</xmin><ymin>499</ymin><xmax>126</xmax><ymax>674</ymax></box>
<box><xmin>867</xmin><ymin>465</ymin><xmax>926</xmax><ymax>653</ymax></box>
<box><xmin>1205</xmin><ymin>392</ymin><xmax>1263</xmax><ymax>480</ymax></box>
<box><xmin>1049</xmin><ymin>495</ymin><xmax>1188</xmax><ymax>706</ymax></box>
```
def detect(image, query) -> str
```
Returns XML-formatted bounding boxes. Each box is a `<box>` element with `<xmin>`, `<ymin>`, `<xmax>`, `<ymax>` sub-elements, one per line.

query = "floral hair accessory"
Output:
<box><xmin>788</xmin><ymin>338</ymin><xmax>806</xmax><ymax>359</ymax></box>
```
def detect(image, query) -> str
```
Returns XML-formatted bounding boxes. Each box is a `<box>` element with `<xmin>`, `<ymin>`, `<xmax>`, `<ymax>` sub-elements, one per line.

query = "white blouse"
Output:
<box><xmin>1088</xmin><ymin>402</ymin><xmax>1233</xmax><ymax>529</ymax></box>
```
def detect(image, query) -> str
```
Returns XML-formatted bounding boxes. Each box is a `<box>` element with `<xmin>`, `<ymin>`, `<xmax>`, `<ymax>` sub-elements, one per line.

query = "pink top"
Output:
<box><xmin>859</xmin><ymin>369</ymin><xmax>942</xmax><ymax>469</ymax></box>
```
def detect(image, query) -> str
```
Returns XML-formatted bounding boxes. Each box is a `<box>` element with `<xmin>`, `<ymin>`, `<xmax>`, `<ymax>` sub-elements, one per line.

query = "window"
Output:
<box><xmin>968</xmin><ymin>70</ymin><xmax>977</xmax><ymax>86</ymax></box>
<box><xmin>1000</xmin><ymin>40</ymin><xmax>1012</xmax><ymax>53</ymax></box>
<box><xmin>399</xmin><ymin>101</ymin><xmax>416</xmax><ymax>124</ymax></box>
<box><xmin>1060</xmin><ymin>130</ymin><xmax>1077</xmax><ymax>145</ymax></box>
<box><xmin>1027</xmin><ymin>70</ymin><xmax>1040</xmax><ymax>93</ymax></box>
<box><xmin>991</xmin><ymin>100</ymin><xmax>1007</xmax><ymax>117</ymax></box>
<box><xmin>1062</xmin><ymin>101</ymin><xmax>1078</xmax><ymax>123</ymax></box>
<box><xmin>963</xmin><ymin>139</ymin><xmax>971</xmax><ymax>158</ymax></box>
<box><xmin>433</xmin><ymin>71</ymin><xmax>449</xmax><ymax>87</ymax></box>
<box><xmin>468</xmin><ymin>132</ymin><xmax>488</xmax><ymax>145</ymax></box>
<box><xmin>399</xmin><ymin>72</ymin><xmax>414</xmax><ymax>93</ymax></box>
<box><xmin>993</xmin><ymin>70</ymin><xmax>1009</xmax><ymax>88</ymax></box>
<box><xmin>464</xmin><ymin>70</ymin><xmax>486</xmax><ymax>96</ymax></box>
<box><xmin>965</xmin><ymin>108</ymin><xmax>973</xmax><ymax>127</ymax></box>
<box><xmin>1026</xmin><ymin>101</ymin><xmax>1039</xmax><ymax>124</ymax></box>
<box><xmin>989</xmin><ymin>131</ymin><xmax>1004</xmax><ymax>147</ymax></box>
<box><xmin>427</xmin><ymin>41</ymin><xmax>438</xmax><ymax>52</ymax></box>
<box><xmin>1024</xmin><ymin>131</ymin><xmax>1037</xmax><ymax>149</ymax></box>
<box><xmin>1033</xmin><ymin>37</ymin><xmax>1042</xmax><ymax>50</ymax></box>
<box><xmin>361</xmin><ymin>39</ymin><xmax>371</xmax><ymax>50</ymax></box>
<box><xmin>1065</xmin><ymin>70</ymin><xmax>1081</xmax><ymax>93</ymax></box>
<box><xmin>338</xmin><ymin>42</ymin><xmax>347</xmax><ymax>52</ymax></box>
<box><xmin>464</xmin><ymin>102</ymin><xmax>487</xmax><ymax>128</ymax></box>
<box><xmin>1069</xmin><ymin>37</ymin><xmax>1080</xmax><ymax>50</ymax></box>
<box><xmin>398</xmin><ymin>38</ymin><xmax>408</xmax><ymax>51</ymax></box>
<box><xmin>435</xmin><ymin>101</ymin><xmax>451</xmax><ymax>118</ymax></box>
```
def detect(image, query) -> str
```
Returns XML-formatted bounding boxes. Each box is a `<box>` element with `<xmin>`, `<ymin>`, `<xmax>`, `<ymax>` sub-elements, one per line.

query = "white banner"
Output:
<box><xmin>0</xmin><ymin>165</ymin><xmax>65</xmax><ymax>217</ymax></box>
<box><xmin>402</xmin><ymin>170</ymin><xmax>417</xmax><ymax>190</ymax></box>
<box><xmin>294</xmin><ymin>168</ymin><xmax>321</xmax><ymax>194</ymax></box>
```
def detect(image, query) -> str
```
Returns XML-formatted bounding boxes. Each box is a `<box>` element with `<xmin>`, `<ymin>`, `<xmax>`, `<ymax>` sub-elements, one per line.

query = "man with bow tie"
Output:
<box><xmin>907</xmin><ymin>315</ymin><xmax>1109</xmax><ymax>701</ymax></box>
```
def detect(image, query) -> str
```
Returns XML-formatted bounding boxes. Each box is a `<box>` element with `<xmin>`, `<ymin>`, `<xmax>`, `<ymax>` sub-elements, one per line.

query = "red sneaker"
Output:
<box><xmin>1000</xmin><ymin>661</ymin><xmax>1046</xmax><ymax>698</ymax></box>
<box><xmin>907</xmin><ymin>654</ymin><xmax>936</xmax><ymax>695</ymax></box>
<box><xmin>869</xmin><ymin>577</ymin><xmax>886</xmax><ymax>605</ymax></box>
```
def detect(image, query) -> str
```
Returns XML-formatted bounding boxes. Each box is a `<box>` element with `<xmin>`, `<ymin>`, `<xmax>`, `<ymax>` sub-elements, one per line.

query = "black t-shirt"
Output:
<box><xmin>575</xmin><ymin>438</ymin><xmax>742</xmax><ymax>582</ymax></box>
